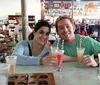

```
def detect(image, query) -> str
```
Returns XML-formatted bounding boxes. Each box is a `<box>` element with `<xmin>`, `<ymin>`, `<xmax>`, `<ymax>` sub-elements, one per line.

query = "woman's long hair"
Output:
<box><xmin>28</xmin><ymin>32</ymin><xmax>34</xmax><ymax>40</ymax></box>
<box><xmin>28</xmin><ymin>20</ymin><xmax>51</xmax><ymax>40</ymax></box>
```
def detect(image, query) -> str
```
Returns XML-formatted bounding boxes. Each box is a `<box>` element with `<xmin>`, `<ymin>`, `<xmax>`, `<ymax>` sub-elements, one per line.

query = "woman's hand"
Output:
<box><xmin>40</xmin><ymin>56</ymin><xmax>57</xmax><ymax>66</ymax></box>
<box><xmin>81</xmin><ymin>55</ymin><xmax>98</xmax><ymax>67</ymax></box>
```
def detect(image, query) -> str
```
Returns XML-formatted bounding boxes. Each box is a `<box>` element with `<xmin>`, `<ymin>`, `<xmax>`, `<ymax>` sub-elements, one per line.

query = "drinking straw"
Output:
<box><xmin>56</xmin><ymin>35</ymin><xmax>64</xmax><ymax>50</ymax></box>
<box><xmin>61</xmin><ymin>40</ymin><xmax>64</xmax><ymax>50</ymax></box>
<box><xmin>56</xmin><ymin>35</ymin><xmax>60</xmax><ymax>50</ymax></box>
<box><xmin>80</xmin><ymin>36</ymin><xmax>82</xmax><ymax>48</ymax></box>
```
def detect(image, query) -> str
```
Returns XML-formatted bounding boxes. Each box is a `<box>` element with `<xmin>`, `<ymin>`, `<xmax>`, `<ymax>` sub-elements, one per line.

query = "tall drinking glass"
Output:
<box><xmin>56</xmin><ymin>49</ymin><xmax>64</xmax><ymax>72</ymax></box>
<box><xmin>77</xmin><ymin>47</ymin><xmax>85</xmax><ymax>67</ymax></box>
<box><xmin>0</xmin><ymin>63</ymin><xmax>10</xmax><ymax>85</ymax></box>
<box><xmin>49</xmin><ymin>46</ymin><xmax>57</xmax><ymax>68</ymax></box>
<box><xmin>49</xmin><ymin>46</ymin><xmax>57</xmax><ymax>57</ymax></box>
<box><xmin>5</xmin><ymin>56</ymin><xmax>17</xmax><ymax>77</ymax></box>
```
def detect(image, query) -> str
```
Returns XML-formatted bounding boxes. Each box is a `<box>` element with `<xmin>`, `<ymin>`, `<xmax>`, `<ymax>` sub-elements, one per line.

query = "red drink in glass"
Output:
<box><xmin>56</xmin><ymin>53</ymin><xmax>63</xmax><ymax>67</ymax></box>
<box><xmin>56</xmin><ymin>50</ymin><xmax>64</xmax><ymax>72</ymax></box>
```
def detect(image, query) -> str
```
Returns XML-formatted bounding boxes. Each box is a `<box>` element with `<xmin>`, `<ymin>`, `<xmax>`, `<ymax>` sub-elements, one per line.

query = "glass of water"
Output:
<box><xmin>0</xmin><ymin>63</ymin><xmax>10</xmax><ymax>85</ymax></box>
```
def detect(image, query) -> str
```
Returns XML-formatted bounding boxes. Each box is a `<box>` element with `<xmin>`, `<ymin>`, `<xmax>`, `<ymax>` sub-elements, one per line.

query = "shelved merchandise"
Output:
<box><xmin>8</xmin><ymin>15</ymin><xmax>35</xmax><ymax>29</ymax></box>
<box><xmin>28</xmin><ymin>15</ymin><xmax>35</xmax><ymax>29</ymax></box>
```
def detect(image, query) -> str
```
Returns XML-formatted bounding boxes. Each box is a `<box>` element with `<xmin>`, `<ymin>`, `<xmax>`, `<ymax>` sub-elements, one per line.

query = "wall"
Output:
<box><xmin>0</xmin><ymin>0</ymin><xmax>41</xmax><ymax>24</ymax></box>
<box><xmin>0</xmin><ymin>0</ymin><xmax>21</xmax><ymax>22</ymax></box>
<box><xmin>44</xmin><ymin>1</ymin><xmax>100</xmax><ymax>23</ymax></box>
<box><xmin>26</xmin><ymin>0</ymin><xmax>41</xmax><ymax>22</ymax></box>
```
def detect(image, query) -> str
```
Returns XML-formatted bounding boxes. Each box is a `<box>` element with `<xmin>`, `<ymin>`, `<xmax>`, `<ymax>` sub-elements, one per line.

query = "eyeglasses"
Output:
<box><xmin>39</xmin><ymin>30</ymin><xmax>50</xmax><ymax>36</ymax></box>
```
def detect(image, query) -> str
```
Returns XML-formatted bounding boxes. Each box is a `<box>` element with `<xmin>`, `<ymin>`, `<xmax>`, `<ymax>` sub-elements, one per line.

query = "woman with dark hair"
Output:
<box><xmin>28</xmin><ymin>32</ymin><xmax>34</xmax><ymax>40</ymax></box>
<box><xmin>12</xmin><ymin>20</ymin><xmax>56</xmax><ymax>66</ymax></box>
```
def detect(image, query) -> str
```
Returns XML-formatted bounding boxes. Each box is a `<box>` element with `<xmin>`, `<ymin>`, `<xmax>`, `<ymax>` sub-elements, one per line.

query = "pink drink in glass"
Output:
<box><xmin>56</xmin><ymin>53</ymin><xmax>63</xmax><ymax>67</ymax></box>
<box><xmin>56</xmin><ymin>50</ymin><xmax>64</xmax><ymax>71</ymax></box>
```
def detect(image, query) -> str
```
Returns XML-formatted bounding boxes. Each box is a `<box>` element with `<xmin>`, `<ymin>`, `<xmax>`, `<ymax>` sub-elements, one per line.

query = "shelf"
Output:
<box><xmin>8</xmin><ymin>15</ymin><xmax>35</xmax><ymax>29</ymax></box>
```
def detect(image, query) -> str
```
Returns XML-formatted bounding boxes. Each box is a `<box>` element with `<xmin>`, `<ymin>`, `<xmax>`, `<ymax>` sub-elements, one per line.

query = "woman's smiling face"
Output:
<box><xmin>34</xmin><ymin>26</ymin><xmax>50</xmax><ymax>45</ymax></box>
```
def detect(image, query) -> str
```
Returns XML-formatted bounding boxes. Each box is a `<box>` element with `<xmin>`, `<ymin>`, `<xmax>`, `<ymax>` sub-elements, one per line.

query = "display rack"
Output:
<box><xmin>28</xmin><ymin>15</ymin><xmax>35</xmax><ymax>29</ymax></box>
<box><xmin>8</xmin><ymin>15</ymin><xmax>35</xmax><ymax>29</ymax></box>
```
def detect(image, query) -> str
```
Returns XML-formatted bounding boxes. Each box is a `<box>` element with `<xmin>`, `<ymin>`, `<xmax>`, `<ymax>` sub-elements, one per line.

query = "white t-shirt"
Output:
<box><xmin>25</xmin><ymin>26</ymin><xmax>33</xmax><ymax>40</ymax></box>
<box><xmin>14</xmin><ymin>25</ymin><xmax>32</xmax><ymax>41</ymax></box>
